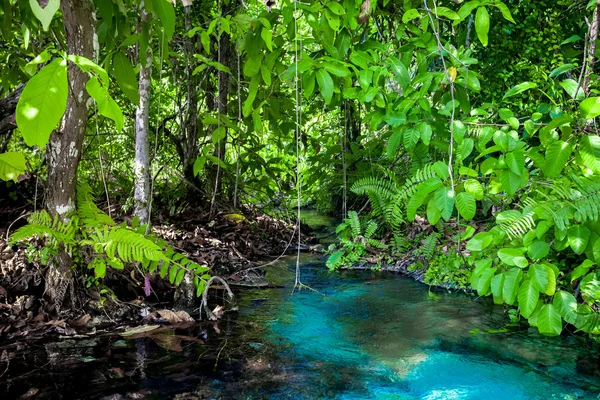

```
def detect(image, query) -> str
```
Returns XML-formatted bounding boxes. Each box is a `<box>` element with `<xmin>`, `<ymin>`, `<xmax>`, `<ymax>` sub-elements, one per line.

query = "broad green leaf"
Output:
<box><xmin>464</xmin><ymin>179</ymin><xmax>484</xmax><ymax>200</ymax></box>
<box><xmin>559</xmin><ymin>79</ymin><xmax>585</xmax><ymax>100</ymax></box>
<box><xmin>457</xmin><ymin>1</ymin><xmax>481</xmax><ymax>20</ymax></box>
<box><xmin>112</xmin><ymin>52</ymin><xmax>140</xmax><ymax>104</ymax></box>
<box><xmin>499</xmin><ymin>170</ymin><xmax>522</xmax><ymax>196</ymax></box>
<box><xmin>549</xmin><ymin>63</ymin><xmax>575</xmax><ymax>78</ymax></box>
<box><xmin>426</xmin><ymin>199</ymin><xmax>441</xmax><ymax>225</ymax></box>
<box><xmin>0</xmin><ymin>152</ymin><xmax>26</xmax><ymax>181</ymax></box>
<box><xmin>402</xmin><ymin>8</ymin><xmax>420</xmax><ymax>23</ymax></box>
<box><xmin>466</xmin><ymin>231</ymin><xmax>493</xmax><ymax>251</ymax></box>
<box><xmin>316</xmin><ymin>69</ymin><xmax>334</xmax><ymax>104</ymax></box>
<box><xmin>434</xmin><ymin>186</ymin><xmax>455</xmax><ymax>222</ymax></box>
<box><xmin>322</xmin><ymin>61</ymin><xmax>350</xmax><ymax>77</ymax></box>
<box><xmin>406</xmin><ymin>178</ymin><xmax>443</xmax><ymax>221</ymax></box>
<box><xmin>498</xmin><ymin>248</ymin><xmax>528</xmax><ymax>268</ymax></box>
<box><xmin>67</xmin><ymin>55</ymin><xmax>110</xmax><ymax>85</ymax></box>
<box><xmin>536</xmin><ymin>304</ymin><xmax>562</xmax><ymax>336</ymax></box>
<box><xmin>503</xmin><ymin>268</ymin><xmax>522</xmax><ymax>305</ymax></box>
<box><xmin>152</xmin><ymin>0</ymin><xmax>175</xmax><ymax>39</ymax></box>
<box><xmin>326</xmin><ymin>1</ymin><xmax>345</xmax><ymax>15</ymax></box>
<box><xmin>493</xmin><ymin>2</ymin><xmax>515</xmax><ymax>23</ymax></box>
<box><xmin>261</xmin><ymin>27</ymin><xmax>273</xmax><ymax>51</ymax></box>
<box><xmin>29</xmin><ymin>0</ymin><xmax>60</xmax><ymax>31</ymax></box>
<box><xmin>387</xmin><ymin>130</ymin><xmax>402</xmax><ymax>160</ymax></box>
<box><xmin>25</xmin><ymin>50</ymin><xmax>51</xmax><ymax>75</ymax></box>
<box><xmin>503</xmin><ymin>82</ymin><xmax>537</xmax><ymax>99</ymax></box>
<box><xmin>388</xmin><ymin>57</ymin><xmax>411</xmax><ymax>88</ymax></box>
<box><xmin>579</xmin><ymin>135</ymin><xmax>600</xmax><ymax>173</ymax></box>
<box><xmin>518</xmin><ymin>279</ymin><xmax>539</xmax><ymax>318</ymax></box>
<box><xmin>403</xmin><ymin>128</ymin><xmax>420</xmax><ymax>150</ymax></box>
<box><xmin>544</xmin><ymin>264</ymin><xmax>556</xmax><ymax>296</ymax></box>
<box><xmin>474</xmin><ymin>7</ymin><xmax>490</xmax><ymax>46</ymax></box>
<box><xmin>86</xmin><ymin>77</ymin><xmax>124</xmax><ymax>131</ymax></box>
<box><xmin>476</xmin><ymin>266</ymin><xmax>496</xmax><ymax>295</ymax></box>
<box><xmin>243</xmin><ymin>55</ymin><xmax>263</xmax><ymax>77</ymax></box>
<box><xmin>435</xmin><ymin>7</ymin><xmax>460</xmax><ymax>21</ymax></box>
<box><xmin>193</xmin><ymin>156</ymin><xmax>206</xmax><ymax>176</ymax></box>
<box><xmin>544</xmin><ymin>140</ymin><xmax>572</xmax><ymax>178</ymax></box>
<box><xmin>491</xmin><ymin>273</ymin><xmax>504</xmax><ymax>304</ymax></box>
<box><xmin>456</xmin><ymin>192</ymin><xmax>476</xmax><ymax>220</ymax></box>
<box><xmin>529</xmin><ymin>264</ymin><xmax>549</xmax><ymax>293</ymax></box>
<box><xmin>580</xmin><ymin>97</ymin><xmax>600</xmax><ymax>119</ymax></box>
<box><xmin>527</xmin><ymin>241</ymin><xmax>550</xmax><ymax>260</ymax></box>
<box><xmin>568</xmin><ymin>225</ymin><xmax>590</xmax><ymax>255</ymax></box>
<box><xmin>16</xmin><ymin>58</ymin><xmax>68</xmax><ymax>147</ymax></box>
<box><xmin>553</xmin><ymin>290</ymin><xmax>580</xmax><ymax>325</ymax></box>
<box><xmin>506</xmin><ymin>150</ymin><xmax>525</xmax><ymax>176</ymax></box>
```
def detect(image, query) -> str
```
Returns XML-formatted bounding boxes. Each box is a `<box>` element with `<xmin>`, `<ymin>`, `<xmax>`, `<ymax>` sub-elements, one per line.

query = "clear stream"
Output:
<box><xmin>2</xmin><ymin>213</ymin><xmax>600</xmax><ymax>399</ymax></box>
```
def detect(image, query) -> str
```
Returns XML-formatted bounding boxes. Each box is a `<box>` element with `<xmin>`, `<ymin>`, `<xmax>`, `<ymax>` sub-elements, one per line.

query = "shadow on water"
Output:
<box><xmin>3</xmin><ymin>245</ymin><xmax>600</xmax><ymax>397</ymax></box>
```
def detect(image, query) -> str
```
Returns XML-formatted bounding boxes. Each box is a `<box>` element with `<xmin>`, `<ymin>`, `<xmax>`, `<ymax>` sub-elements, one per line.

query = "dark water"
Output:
<box><xmin>3</xmin><ymin>254</ymin><xmax>600</xmax><ymax>399</ymax></box>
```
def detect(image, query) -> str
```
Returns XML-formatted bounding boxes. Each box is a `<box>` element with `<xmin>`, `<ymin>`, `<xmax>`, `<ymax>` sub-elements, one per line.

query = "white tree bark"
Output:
<box><xmin>133</xmin><ymin>5</ymin><xmax>152</xmax><ymax>225</ymax></box>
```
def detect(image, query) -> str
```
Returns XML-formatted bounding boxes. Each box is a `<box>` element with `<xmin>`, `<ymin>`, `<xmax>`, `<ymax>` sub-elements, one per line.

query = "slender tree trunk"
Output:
<box><xmin>584</xmin><ymin>0</ymin><xmax>600</xmax><ymax>94</ymax></box>
<box><xmin>209</xmin><ymin>20</ymin><xmax>230</xmax><ymax>218</ymax></box>
<box><xmin>182</xmin><ymin>4</ymin><xmax>200</xmax><ymax>185</ymax></box>
<box><xmin>133</xmin><ymin>4</ymin><xmax>152</xmax><ymax>225</ymax></box>
<box><xmin>45</xmin><ymin>0</ymin><xmax>96</xmax><ymax>311</ymax></box>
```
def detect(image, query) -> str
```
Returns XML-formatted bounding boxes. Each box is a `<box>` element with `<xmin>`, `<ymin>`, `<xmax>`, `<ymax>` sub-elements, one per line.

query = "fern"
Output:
<box><xmin>77</xmin><ymin>183</ymin><xmax>115</xmax><ymax>228</ymax></box>
<box><xmin>421</xmin><ymin>232</ymin><xmax>438</xmax><ymax>259</ymax></box>
<box><xmin>347</xmin><ymin>211</ymin><xmax>362</xmax><ymax>237</ymax></box>
<box><xmin>397</xmin><ymin>163</ymin><xmax>437</xmax><ymax>202</ymax></box>
<box><xmin>364</xmin><ymin>220</ymin><xmax>378</xmax><ymax>240</ymax></box>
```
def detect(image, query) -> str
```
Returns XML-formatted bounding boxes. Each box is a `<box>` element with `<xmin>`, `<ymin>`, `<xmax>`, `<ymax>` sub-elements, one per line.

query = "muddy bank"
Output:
<box><xmin>0</xmin><ymin>206</ymin><xmax>316</xmax><ymax>342</ymax></box>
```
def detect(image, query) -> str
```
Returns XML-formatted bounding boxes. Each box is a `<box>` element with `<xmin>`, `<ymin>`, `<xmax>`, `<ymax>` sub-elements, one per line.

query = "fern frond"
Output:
<box><xmin>397</xmin><ymin>163</ymin><xmax>437</xmax><ymax>202</ymax></box>
<box><xmin>364</xmin><ymin>220</ymin><xmax>378</xmax><ymax>240</ymax></box>
<box><xmin>421</xmin><ymin>232</ymin><xmax>438</xmax><ymax>259</ymax></box>
<box><xmin>497</xmin><ymin>208</ymin><xmax>536</xmax><ymax>239</ymax></box>
<box><xmin>92</xmin><ymin>227</ymin><xmax>166</xmax><ymax>263</ymax></box>
<box><xmin>77</xmin><ymin>183</ymin><xmax>115</xmax><ymax>228</ymax></box>
<box><xmin>347</xmin><ymin>211</ymin><xmax>362</xmax><ymax>237</ymax></box>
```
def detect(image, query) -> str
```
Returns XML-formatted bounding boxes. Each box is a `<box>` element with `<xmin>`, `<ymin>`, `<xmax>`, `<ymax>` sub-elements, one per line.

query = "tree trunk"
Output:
<box><xmin>133</xmin><ymin>4</ymin><xmax>152</xmax><ymax>225</ymax></box>
<box><xmin>584</xmin><ymin>0</ymin><xmax>600</xmax><ymax>94</ymax></box>
<box><xmin>209</xmin><ymin>21</ymin><xmax>230</xmax><ymax>218</ymax></box>
<box><xmin>45</xmin><ymin>0</ymin><xmax>96</xmax><ymax>311</ymax></box>
<box><xmin>182</xmin><ymin>4</ymin><xmax>200</xmax><ymax>185</ymax></box>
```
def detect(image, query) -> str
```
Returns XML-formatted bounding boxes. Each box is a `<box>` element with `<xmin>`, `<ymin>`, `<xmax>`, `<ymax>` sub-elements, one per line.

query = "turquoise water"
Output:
<box><xmin>225</xmin><ymin>254</ymin><xmax>600</xmax><ymax>399</ymax></box>
<box><xmin>4</xmin><ymin>252</ymin><xmax>600</xmax><ymax>398</ymax></box>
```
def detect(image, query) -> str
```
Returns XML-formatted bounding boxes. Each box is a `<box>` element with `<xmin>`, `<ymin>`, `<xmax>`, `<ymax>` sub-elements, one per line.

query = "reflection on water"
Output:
<box><xmin>2</xmin><ymin>253</ymin><xmax>600</xmax><ymax>399</ymax></box>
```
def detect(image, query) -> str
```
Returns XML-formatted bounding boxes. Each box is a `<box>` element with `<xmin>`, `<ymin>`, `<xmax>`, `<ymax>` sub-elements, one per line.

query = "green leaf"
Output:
<box><xmin>175</xmin><ymin>269</ymin><xmax>186</xmax><ymax>286</ymax></box>
<box><xmin>402</xmin><ymin>8</ymin><xmax>420</xmax><ymax>23</ymax></box>
<box><xmin>503</xmin><ymin>268</ymin><xmax>522</xmax><ymax>305</ymax></box>
<box><xmin>543</xmin><ymin>264</ymin><xmax>556</xmax><ymax>296</ymax></box>
<box><xmin>579</xmin><ymin>135</ymin><xmax>600</xmax><ymax>173</ymax></box>
<box><xmin>571</xmin><ymin>259</ymin><xmax>594</xmax><ymax>282</ymax></box>
<box><xmin>544</xmin><ymin>140</ymin><xmax>572</xmax><ymax>178</ymax></box>
<box><xmin>406</xmin><ymin>178</ymin><xmax>443</xmax><ymax>221</ymax></box>
<box><xmin>474</xmin><ymin>7</ymin><xmax>490</xmax><ymax>46</ymax></box>
<box><xmin>16</xmin><ymin>58</ymin><xmax>68</xmax><ymax>148</ymax></box>
<box><xmin>518</xmin><ymin>279</ymin><xmax>539</xmax><ymax>318</ymax></box>
<box><xmin>476</xmin><ymin>266</ymin><xmax>496</xmax><ymax>295</ymax></box>
<box><xmin>29</xmin><ymin>0</ymin><xmax>60</xmax><ymax>31</ymax></box>
<box><xmin>387</xmin><ymin>130</ymin><xmax>402</xmax><ymax>160</ymax></box>
<box><xmin>435</xmin><ymin>7</ymin><xmax>460</xmax><ymax>21</ymax></box>
<box><xmin>326</xmin><ymin>1</ymin><xmax>345</xmax><ymax>15</ymax></box>
<box><xmin>112</xmin><ymin>52</ymin><xmax>140</xmax><ymax>104</ymax></box>
<box><xmin>388</xmin><ymin>57</ymin><xmax>410</xmax><ymax>88</ymax></box>
<box><xmin>536</xmin><ymin>304</ymin><xmax>562</xmax><ymax>336</ymax></box>
<box><xmin>506</xmin><ymin>150</ymin><xmax>525</xmax><ymax>176</ymax></box>
<box><xmin>86</xmin><ymin>77</ymin><xmax>124</xmax><ymax>131</ymax></box>
<box><xmin>25</xmin><ymin>50</ymin><xmax>52</xmax><ymax>76</ymax></box>
<box><xmin>503</xmin><ymin>82</ymin><xmax>537</xmax><ymax>99</ymax></box>
<box><xmin>94</xmin><ymin>259</ymin><xmax>107</xmax><ymax>279</ymax></box>
<box><xmin>426</xmin><ymin>199</ymin><xmax>441</xmax><ymax>225</ymax></box>
<box><xmin>67</xmin><ymin>55</ymin><xmax>110</xmax><ymax>86</ymax></box>
<box><xmin>553</xmin><ymin>290</ymin><xmax>580</xmax><ymax>325</ymax></box>
<box><xmin>244</xmin><ymin>55</ymin><xmax>263</xmax><ymax>78</ymax></box>
<box><xmin>316</xmin><ymin>69</ymin><xmax>334</xmax><ymax>104</ymax></box>
<box><xmin>464</xmin><ymin>179</ymin><xmax>484</xmax><ymax>200</ymax></box>
<box><xmin>456</xmin><ymin>192</ymin><xmax>476</xmax><ymax>220</ymax></box>
<box><xmin>529</xmin><ymin>264</ymin><xmax>549</xmax><ymax>293</ymax></box>
<box><xmin>498</xmin><ymin>248</ymin><xmax>528</xmax><ymax>268</ymax></box>
<box><xmin>458</xmin><ymin>1</ymin><xmax>481</xmax><ymax>20</ymax></box>
<box><xmin>466</xmin><ymin>231</ymin><xmax>493</xmax><ymax>251</ymax></box>
<box><xmin>493</xmin><ymin>2</ymin><xmax>515</xmax><ymax>23</ymax></box>
<box><xmin>559</xmin><ymin>79</ymin><xmax>585</xmax><ymax>100</ymax></box>
<box><xmin>527</xmin><ymin>241</ymin><xmax>550</xmax><ymax>260</ymax></box>
<box><xmin>580</xmin><ymin>97</ymin><xmax>600</xmax><ymax>119</ymax></box>
<box><xmin>499</xmin><ymin>170</ymin><xmax>522</xmax><ymax>196</ymax></box>
<box><xmin>261</xmin><ymin>27</ymin><xmax>273</xmax><ymax>51</ymax></box>
<box><xmin>434</xmin><ymin>187</ymin><xmax>455</xmax><ymax>222</ymax></box>
<box><xmin>193</xmin><ymin>156</ymin><xmax>206</xmax><ymax>176</ymax></box>
<box><xmin>491</xmin><ymin>273</ymin><xmax>504</xmax><ymax>304</ymax></box>
<box><xmin>152</xmin><ymin>0</ymin><xmax>175</xmax><ymax>39</ymax></box>
<box><xmin>568</xmin><ymin>224</ymin><xmax>590</xmax><ymax>255</ymax></box>
<box><xmin>0</xmin><ymin>152</ymin><xmax>26</xmax><ymax>182</ymax></box>
<box><xmin>322</xmin><ymin>61</ymin><xmax>350</xmax><ymax>77</ymax></box>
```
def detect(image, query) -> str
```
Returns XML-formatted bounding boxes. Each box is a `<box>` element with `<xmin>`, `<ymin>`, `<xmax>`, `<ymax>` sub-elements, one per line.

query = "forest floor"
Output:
<box><xmin>0</xmin><ymin>204</ymin><xmax>317</xmax><ymax>342</ymax></box>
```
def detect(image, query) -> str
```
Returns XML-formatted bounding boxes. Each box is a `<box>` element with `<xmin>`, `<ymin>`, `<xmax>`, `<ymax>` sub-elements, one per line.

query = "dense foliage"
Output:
<box><xmin>3</xmin><ymin>0</ymin><xmax>600</xmax><ymax>337</ymax></box>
